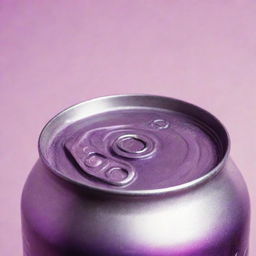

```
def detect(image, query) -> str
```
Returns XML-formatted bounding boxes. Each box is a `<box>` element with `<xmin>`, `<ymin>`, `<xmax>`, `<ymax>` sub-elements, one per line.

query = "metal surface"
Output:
<box><xmin>38</xmin><ymin>94</ymin><xmax>230</xmax><ymax>194</ymax></box>
<box><xmin>21</xmin><ymin>95</ymin><xmax>250</xmax><ymax>256</ymax></box>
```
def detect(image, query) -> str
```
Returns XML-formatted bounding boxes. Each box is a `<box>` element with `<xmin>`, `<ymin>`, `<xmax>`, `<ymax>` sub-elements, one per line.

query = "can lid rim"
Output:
<box><xmin>38</xmin><ymin>94</ymin><xmax>230</xmax><ymax>196</ymax></box>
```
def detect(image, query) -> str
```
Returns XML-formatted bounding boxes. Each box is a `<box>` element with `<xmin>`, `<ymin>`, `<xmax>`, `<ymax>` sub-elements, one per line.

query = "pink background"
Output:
<box><xmin>0</xmin><ymin>1</ymin><xmax>255</xmax><ymax>255</ymax></box>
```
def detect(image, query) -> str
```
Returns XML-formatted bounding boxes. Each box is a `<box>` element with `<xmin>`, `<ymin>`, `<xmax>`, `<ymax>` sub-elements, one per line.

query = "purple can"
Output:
<box><xmin>21</xmin><ymin>95</ymin><xmax>250</xmax><ymax>256</ymax></box>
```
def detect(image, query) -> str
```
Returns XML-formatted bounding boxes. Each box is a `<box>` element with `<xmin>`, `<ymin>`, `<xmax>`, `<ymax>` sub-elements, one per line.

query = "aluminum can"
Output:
<box><xmin>21</xmin><ymin>95</ymin><xmax>250</xmax><ymax>256</ymax></box>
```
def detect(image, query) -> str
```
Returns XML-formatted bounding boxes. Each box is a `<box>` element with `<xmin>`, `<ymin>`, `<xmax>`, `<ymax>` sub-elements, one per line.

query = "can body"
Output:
<box><xmin>21</xmin><ymin>95</ymin><xmax>250</xmax><ymax>256</ymax></box>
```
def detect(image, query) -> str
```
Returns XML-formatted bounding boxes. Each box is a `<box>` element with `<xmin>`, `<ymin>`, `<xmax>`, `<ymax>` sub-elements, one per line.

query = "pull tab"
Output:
<box><xmin>112</xmin><ymin>133</ymin><xmax>156</xmax><ymax>159</ymax></box>
<box><xmin>65</xmin><ymin>137</ymin><xmax>135</xmax><ymax>186</ymax></box>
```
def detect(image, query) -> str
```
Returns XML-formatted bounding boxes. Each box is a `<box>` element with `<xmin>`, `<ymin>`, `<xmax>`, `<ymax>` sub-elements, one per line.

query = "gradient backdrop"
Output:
<box><xmin>0</xmin><ymin>1</ymin><xmax>255</xmax><ymax>255</ymax></box>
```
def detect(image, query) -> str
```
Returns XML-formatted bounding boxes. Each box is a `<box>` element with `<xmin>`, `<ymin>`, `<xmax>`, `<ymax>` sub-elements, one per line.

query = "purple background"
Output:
<box><xmin>0</xmin><ymin>1</ymin><xmax>255</xmax><ymax>255</ymax></box>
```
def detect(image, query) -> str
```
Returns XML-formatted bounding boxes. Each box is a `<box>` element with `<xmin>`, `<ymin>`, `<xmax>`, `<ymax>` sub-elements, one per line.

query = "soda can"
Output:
<box><xmin>21</xmin><ymin>95</ymin><xmax>250</xmax><ymax>256</ymax></box>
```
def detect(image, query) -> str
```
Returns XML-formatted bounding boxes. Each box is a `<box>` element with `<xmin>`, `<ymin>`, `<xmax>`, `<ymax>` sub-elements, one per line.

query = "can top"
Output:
<box><xmin>39</xmin><ymin>95</ymin><xmax>230</xmax><ymax>195</ymax></box>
